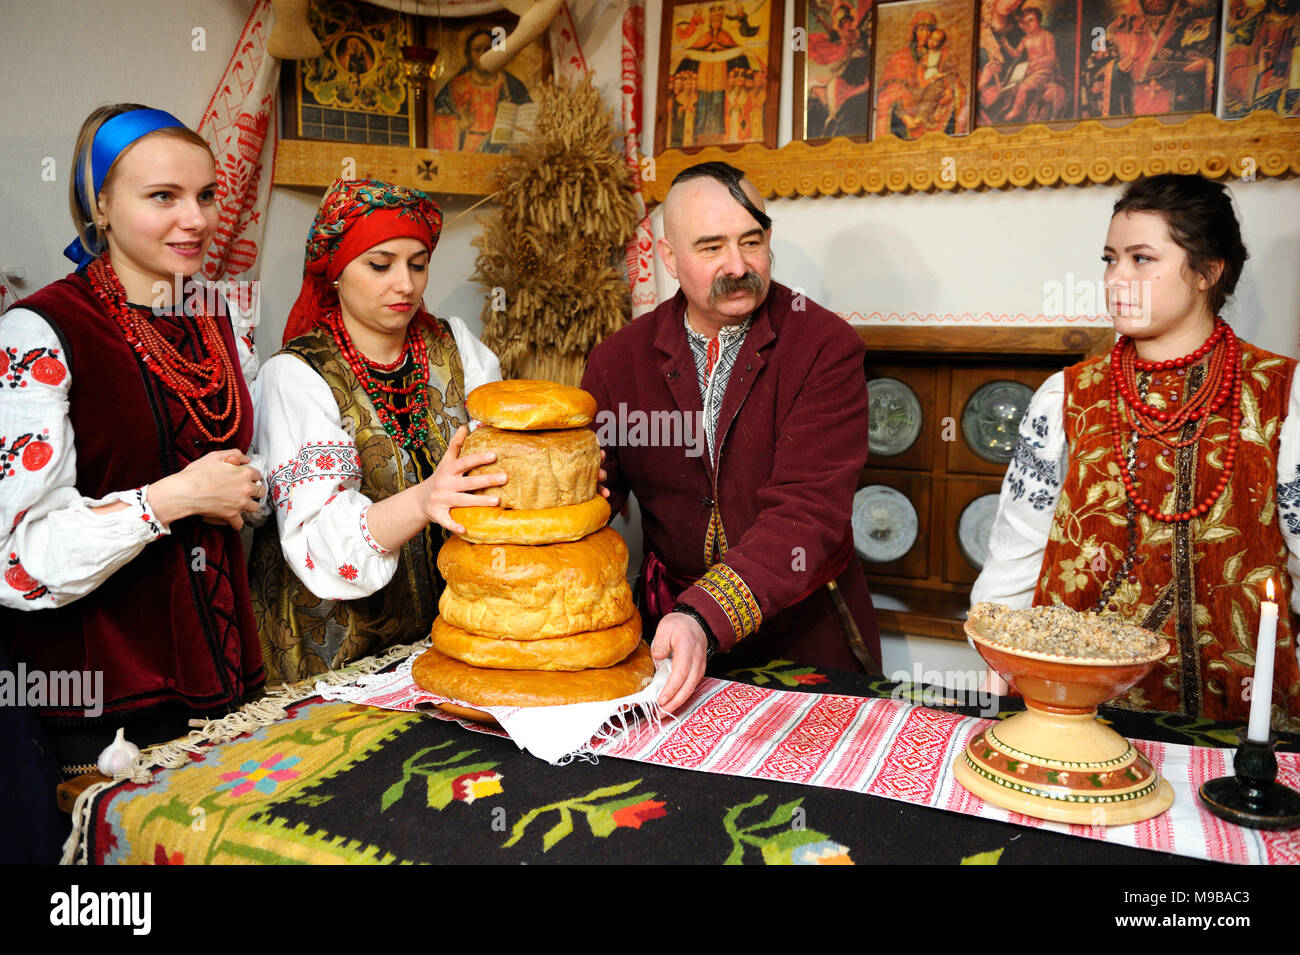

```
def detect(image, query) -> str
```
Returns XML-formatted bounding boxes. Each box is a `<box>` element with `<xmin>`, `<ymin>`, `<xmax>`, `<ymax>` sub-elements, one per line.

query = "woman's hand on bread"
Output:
<box><xmin>422</xmin><ymin>426</ymin><xmax>507</xmax><ymax>535</ymax></box>
<box><xmin>149</xmin><ymin>450</ymin><xmax>264</xmax><ymax>530</ymax></box>
<box><xmin>651</xmin><ymin>612</ymin><xmax>708</xmax><ymax>712</ymax></box>
<box><xmin>364</xmin><ymin>427</ymin><xmax>507</xmax><ymax>548</ymax></box>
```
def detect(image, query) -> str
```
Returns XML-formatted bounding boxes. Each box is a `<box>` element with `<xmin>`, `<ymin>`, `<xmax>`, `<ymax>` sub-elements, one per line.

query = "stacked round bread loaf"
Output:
<box><xmin>412</xmin><ymin>380</ymin><xmax>653</xmax><ymax>719</ymax></box>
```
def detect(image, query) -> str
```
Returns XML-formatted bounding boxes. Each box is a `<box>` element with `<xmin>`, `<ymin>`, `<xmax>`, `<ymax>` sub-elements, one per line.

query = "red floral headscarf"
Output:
<box><xmin>282</xmin><ymin>179</ymin><xmax>444</xmax><ymax>345</ymax></box>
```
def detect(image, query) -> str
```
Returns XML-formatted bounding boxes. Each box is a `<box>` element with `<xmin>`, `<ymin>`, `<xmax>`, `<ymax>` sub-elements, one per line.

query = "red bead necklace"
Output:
<box><xmin>86</xmin><ymin>255</ymin><xmax>243</xmax><ymax>443</ymax></box>
<box><xmin>327</xmin><ymin>312</ymin><xmax>431</xmax><ymax>451</ymax></box>
<box><xmin>1108</xmin><ymin>318</ymin><xmax>1241</xmax><ymax>523</ymax></box>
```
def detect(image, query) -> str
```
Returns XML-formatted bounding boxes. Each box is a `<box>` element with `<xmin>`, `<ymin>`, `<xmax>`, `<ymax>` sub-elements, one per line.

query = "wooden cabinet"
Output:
<box><xmin>853</xmin><ymin>326</ymin><xmax>1112</xmax><ymax>640</ymax></box>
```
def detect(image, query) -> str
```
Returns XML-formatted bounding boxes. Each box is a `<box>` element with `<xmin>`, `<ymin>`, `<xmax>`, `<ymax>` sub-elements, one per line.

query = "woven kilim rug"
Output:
<box><xmin>69</xmin><ymin>648</ymin><xmax>1297</xmax><ymax>865</ymax></box>
<box><xmin>319</xmin><ymin>650</ymin><xmax>1300</xmax><ymax>865</ymax></box>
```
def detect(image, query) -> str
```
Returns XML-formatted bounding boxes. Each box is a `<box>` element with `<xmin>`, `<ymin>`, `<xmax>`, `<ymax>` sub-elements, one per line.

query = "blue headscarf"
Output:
<box><xmin>63</xmin><ymin>108</ymin><xmax>188</xmax><ymax>267</ymax></box>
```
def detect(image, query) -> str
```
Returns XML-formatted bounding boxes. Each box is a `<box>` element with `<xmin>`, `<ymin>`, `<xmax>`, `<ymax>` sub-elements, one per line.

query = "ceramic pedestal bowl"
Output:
<box><xmin>953</xmin><ymin>618</ymin><xmax>1176</xmax><ymax>825</ymax></box>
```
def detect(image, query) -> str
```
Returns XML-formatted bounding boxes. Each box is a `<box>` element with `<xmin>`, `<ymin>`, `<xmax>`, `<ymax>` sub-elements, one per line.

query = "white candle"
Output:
<box><xmin>1247</xmin><ymin>578</ymin><xmax>1279</xmax><ymax>742</ymax></box>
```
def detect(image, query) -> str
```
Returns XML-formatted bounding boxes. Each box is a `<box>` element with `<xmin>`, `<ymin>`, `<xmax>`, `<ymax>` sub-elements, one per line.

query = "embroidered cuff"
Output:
<box><xmin>358</xmin><ymin>504</ymin><xmax>391</xmax><ymax>555</ymax></box>
<box><xmin>132</xmin><ymin>486</ymin><xmax>167</xmax><ymax>539</ymax></box>
<box><xmin>691</xmin><ymin>562</ymin><xmax>762</xmax><ymax>646</ymax></box>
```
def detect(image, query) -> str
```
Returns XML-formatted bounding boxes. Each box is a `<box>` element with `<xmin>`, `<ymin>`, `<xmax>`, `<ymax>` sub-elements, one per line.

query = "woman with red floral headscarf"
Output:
<box><xmin>250</xmin><ymin>179</ymin><xmax>504</xmax><ymax>682</ymax></box>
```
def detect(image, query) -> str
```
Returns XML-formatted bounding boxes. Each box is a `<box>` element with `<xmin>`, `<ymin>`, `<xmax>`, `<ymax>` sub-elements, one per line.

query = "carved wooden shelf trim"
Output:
<box><xmin>273</xmin><ymin>138</ymin><xmax>506</xmax><ymax>196</ymax></box>
<box><xmin>645</xmin><ymin>113</ymin><xmax>1300</xmax><ymax>202</ymax></box>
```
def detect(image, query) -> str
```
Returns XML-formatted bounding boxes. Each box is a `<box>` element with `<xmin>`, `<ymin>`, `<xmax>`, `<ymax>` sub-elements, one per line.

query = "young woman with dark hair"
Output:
<box><xmin>973</xmin><ymin>173</ymin><xmax>1300</xmax><ymax>730</ymax></box>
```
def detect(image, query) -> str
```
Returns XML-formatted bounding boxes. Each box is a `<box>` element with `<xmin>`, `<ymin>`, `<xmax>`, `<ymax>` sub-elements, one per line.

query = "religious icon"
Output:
<box><xmin>1217</xmin><ymin>0</ymin><xmax>1300</xmax><ymax>117</ymax></box>
<box><xmin>656</xmin><ymin>1</ymin><xmax>784</xmax><ymax>152</ymax></box>
<box><xmin>976</xmin><ymin>0</ymin><xmax>1082</xmax><ymax>125</ymax></box>
<box><xmin>282</xmin><ymin>0</ymin><xmax>419</xmax><ymax>146</ymax></box>
<box><xmin>428</xmin><ymin>14</ymin><xmax>553</xmax><ymax>153</ymax></box>
<box><xmin>872</xmin><ymin>0</ymin><xmax>976</xmax><ymax>139</ymax></box>
<box><xmin>1078</xmin><ymin>0</ymin><xmax>1221</xmax><ymax>119</ymax></box>
<box><xmin>795</xmin><ymin>0</ymin><xmax>876</xmax><ymax>140</ymax></box>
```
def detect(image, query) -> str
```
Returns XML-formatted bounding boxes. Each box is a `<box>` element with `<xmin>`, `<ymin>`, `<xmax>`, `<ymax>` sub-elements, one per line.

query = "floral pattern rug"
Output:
<box><xmin>80</xmin><ymin>659</ymin><xmax>1287</xmax><ymax>865</ymax></box>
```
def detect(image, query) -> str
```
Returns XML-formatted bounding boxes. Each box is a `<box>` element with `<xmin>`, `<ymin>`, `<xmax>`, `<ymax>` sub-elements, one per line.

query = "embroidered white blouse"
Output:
<box><xmin>0</xmin><ymin>302</ymin><xmax>260</xmax><ymax>610</ymax></box>
<box><xmin>970</xmin><ymin>369</ymin><xmax>1300</xmax><ymax>615</ymax></box>
<box><xmin>253</xmin><ymin>316</ymin><xmax>500</xmax><ymax>602</ymax></box>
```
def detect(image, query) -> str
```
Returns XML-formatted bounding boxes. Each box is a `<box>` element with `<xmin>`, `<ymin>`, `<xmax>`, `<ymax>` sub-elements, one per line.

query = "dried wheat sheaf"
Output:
<box><xmin>472</xmin><ymin>77</ymin><xmax>640</xmax><ymax>386</ymax></box>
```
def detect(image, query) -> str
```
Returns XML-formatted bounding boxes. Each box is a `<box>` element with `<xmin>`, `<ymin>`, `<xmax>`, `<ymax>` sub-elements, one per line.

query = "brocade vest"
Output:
<box><xmin>3</xmin><ymin>272</ymin><xmax>262</xmax><ymax>718</ymax></box>
<box><xmin>249</xmin><ymin>321</ymin><xmax>468</xmax><ymax>681</ymax></box>
<box><xmin>1033</xmin><ymin>344</ymin><xmax>1300</xmax><ymax>729</ymax></box>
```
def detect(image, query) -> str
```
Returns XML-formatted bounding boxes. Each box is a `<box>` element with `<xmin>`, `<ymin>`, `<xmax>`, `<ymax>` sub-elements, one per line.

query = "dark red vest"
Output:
<box><xmin>3</xmin><ymin>272</ymin><xmax>263</xmax><ymax>717</ymax></box>
<box><xmin>1034</xmin><ymin>344</ymin><xmax>1299</xmax><ymax>725</ymax></box>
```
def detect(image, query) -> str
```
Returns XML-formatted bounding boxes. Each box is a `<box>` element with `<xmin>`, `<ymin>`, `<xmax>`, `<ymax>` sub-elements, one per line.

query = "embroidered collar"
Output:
<box><xmin>683</xmin><ymin>310</ymin><xmax>753</xmax><ymax>344</ymax></box>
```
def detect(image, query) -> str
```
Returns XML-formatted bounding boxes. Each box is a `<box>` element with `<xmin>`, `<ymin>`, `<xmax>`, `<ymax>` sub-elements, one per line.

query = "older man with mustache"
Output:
<box><xmin>582</xmin><ymin>161</ymin><xmax>880</xmax><ymax>711</ymax></box>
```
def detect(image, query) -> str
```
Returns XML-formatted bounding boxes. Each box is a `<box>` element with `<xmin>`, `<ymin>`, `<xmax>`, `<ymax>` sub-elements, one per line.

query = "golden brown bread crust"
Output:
<box><xmin>437</xmin><ymin>527</ymin><xmax>633</xmax><ymax>638</ymax></box>
<box><xmin>412</xmin><ymin>642</ymin><xmax>655</xmax><ymax>707</ymax></box>
<box><xmin>450</xmin><ymin>495</ymin><xmax>610</xmax><ymax>545</ymax></box>
<box><xmin>463</xmin><ymin>425</ymin><xmax>599</xmax><ymax>510</ymax></box>
<box><xmin>466</xmin><ymin>380</ymin><xmax>597</xmax><ymax>430</ymax></box>
<box><xmin>431</xmin><ymin>612</ymin><xmax>642</xmax><ymax>670</ymax></box>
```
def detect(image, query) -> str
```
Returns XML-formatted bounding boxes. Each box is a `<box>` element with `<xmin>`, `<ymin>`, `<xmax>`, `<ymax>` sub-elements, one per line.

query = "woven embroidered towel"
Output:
<box><xmin>601</xmin><ymin>678</ymin><xmax>1300</xmax><ymax>865</ymax></box>
<box><xmin>316</xmin><ymin>647</ymin><xmax>670</xmax><ymax>765</ymax></box>
<box><xmin>326</xmin><ymin>658</ymin><xmax>1299</xmax><ymax>864</ymax></box>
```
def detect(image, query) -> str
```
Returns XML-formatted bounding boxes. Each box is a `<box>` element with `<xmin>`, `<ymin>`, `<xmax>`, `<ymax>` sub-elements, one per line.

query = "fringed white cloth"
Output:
<box><xmin>315</xmin><ymin>642</ymin><xmax>670</xmax><ymax>766</ymax></box>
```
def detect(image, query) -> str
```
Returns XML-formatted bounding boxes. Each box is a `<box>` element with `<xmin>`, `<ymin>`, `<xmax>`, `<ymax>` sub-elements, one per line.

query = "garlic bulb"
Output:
<box><xmin>97</xmin><ymin>727</ymin><xmax>141</xmax><ymax>776</ymax></box>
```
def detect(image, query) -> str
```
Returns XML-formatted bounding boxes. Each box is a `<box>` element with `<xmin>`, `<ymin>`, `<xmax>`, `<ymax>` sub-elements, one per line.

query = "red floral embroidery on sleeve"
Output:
<box><xmin>5</xmin><ymin>552</ymin><xmax>48</xmax><ymax>600</ymax></box>
<box><xmin>338</xmin><ymin>563</ymin><xmax>358</xmax><ymax>580</ymax></box>
<box><xmin>22</xmin><ymin>435</ymin><xmax>53</xmax><ymax>471</ymax></box>
<box><xmin>31</xmin><ymin>355</ymin><xmax>66</xmax><ymax>386</ymax></box>
<box><xmin>3</xmin><ymin>346</ymin><xmax>65</xmax><ymax>389</ymax></box>
<box><xmin>358</xmin><ymin>504</ymin><xmax>391</xmax><ymax>555</ymax></box>
<box><xmin>305</xmin><ymin>553</ymin><xmax>314</xmax><ymax>570</ymax></box>
<box><xmin>134</xmin><ymin>487</ymin><xmax>162</xmax><ymax>537</ymax></box>
<box><xmin>0</xmin><ymin>431</ymin><xmax>51</xmax><ymax>481</ymax></box>
<box><xmin>267</xmin><ymin>442</ymin><xmax>362</xmax><ymax>513</ymax></box>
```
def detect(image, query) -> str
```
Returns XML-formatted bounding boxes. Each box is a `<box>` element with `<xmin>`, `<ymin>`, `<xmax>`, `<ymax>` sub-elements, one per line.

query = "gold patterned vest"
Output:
<box><xmin>1033</xmin><ymin>343</ymin><xmax>1300</xmax><ymax>730</ymax></box>
<box><xmin>250</xmin><ymin>320</ymin><xmax>468</xmax><ymax>682</ymax></box>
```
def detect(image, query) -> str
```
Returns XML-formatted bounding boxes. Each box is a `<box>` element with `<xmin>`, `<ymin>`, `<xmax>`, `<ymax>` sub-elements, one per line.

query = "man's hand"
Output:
<box><xmin>651</xmin><ymin>612</ymin><xmax>709</xmax><ymax>712</ymax></box>
<box><xmin>597</xmin><ymin>449</ymin><xmax>610</xmax><ymax>499</ymax></box>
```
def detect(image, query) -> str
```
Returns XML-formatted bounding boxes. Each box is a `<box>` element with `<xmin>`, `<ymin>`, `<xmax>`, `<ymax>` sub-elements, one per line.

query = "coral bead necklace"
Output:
<box><xmin>327</xmin><ymin>311</ymin><xmax>430</xmax><ymax>451</ymax></box>
<box><xmin>86</xmin><ymin>254</ymin><xmax>242</xmax><ymax>443</ymax></box>
<box><xmin>1108</xmin><ymin>318</ymin><xmax>1241</xmax><ymax>523</ymax></box>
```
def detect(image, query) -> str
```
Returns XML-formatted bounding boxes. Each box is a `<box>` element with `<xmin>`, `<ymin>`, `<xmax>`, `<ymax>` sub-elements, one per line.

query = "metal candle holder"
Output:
<box><xmin>1198</xmin><ymin>733</ymin><xmax>1300</xmax><ymax>830</ymax></box>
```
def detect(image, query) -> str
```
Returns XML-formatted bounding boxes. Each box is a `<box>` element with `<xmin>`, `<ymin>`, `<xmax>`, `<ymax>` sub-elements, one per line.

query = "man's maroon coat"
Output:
<box><xmin>582</xmin><ymin>282</ymin><xmax>879</xmax><ymax>671</ymax></box>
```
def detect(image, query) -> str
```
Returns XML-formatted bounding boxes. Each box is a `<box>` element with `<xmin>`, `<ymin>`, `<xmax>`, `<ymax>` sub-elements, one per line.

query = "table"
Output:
<box><xmin>68</xmin><ymin>651</ymin><xmax>1294</xmax><ymax>865</ymax></box>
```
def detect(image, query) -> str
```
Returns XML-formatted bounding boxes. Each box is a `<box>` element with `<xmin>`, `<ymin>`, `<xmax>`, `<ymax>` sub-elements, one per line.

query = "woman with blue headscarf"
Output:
<box><xmin>0</xmin><ymin>104</ymin><xmax>265</xmax><ymax>778</ymax></box>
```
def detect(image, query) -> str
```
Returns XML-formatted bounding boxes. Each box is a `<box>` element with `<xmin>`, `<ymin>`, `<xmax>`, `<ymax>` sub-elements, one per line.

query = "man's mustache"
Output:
<box><xmin>709</xmin><ymin>270</ymin><xmax>766</xmax><ymax>304</ymax></box>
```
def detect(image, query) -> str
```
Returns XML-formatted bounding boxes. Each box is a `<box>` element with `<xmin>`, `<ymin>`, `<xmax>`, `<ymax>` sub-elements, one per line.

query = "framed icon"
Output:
<box><xmin>656</xmin><ymin>0</ymin><xmax>784</xmax><ymax>152</ymax></box>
